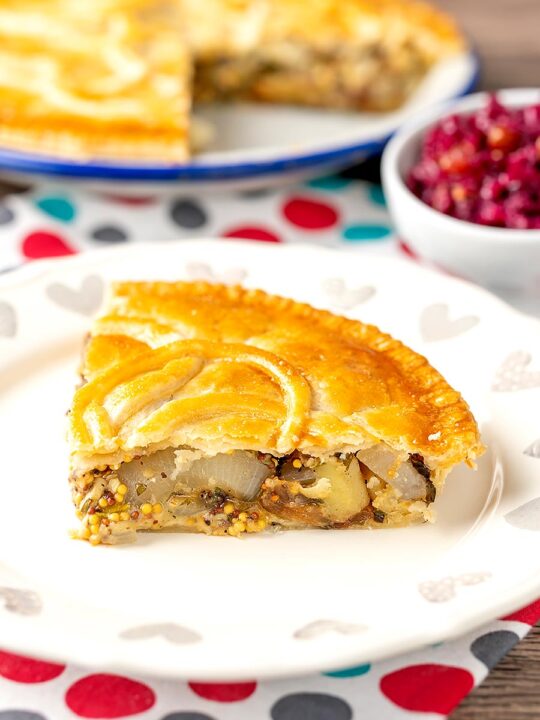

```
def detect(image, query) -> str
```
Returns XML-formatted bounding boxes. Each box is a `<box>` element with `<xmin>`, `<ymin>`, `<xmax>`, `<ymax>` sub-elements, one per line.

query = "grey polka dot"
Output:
<box><xmin>170</xmin><ymin>199</ymin><xmax>207</xmax><ymax>229</ymax></box>
<box><xmin>471</xmin><ymin>630</ymin><xmax>520</xmax><ymax>669</ymax></box>
<box><xmin>271</xmin><ymin>693</ymin><xmax>352</xmax><ymax>720</ymax></box>
<box><xmin>91</xmin><ymin>225</ymin><xmax>128</xmax><ymax>242</ymax></box>
<box><xmin>0</xmin><ymin>205</ymin><xmax>14</xmax><ymax>225</ymax></box>
<box><xmin>0</xmin><ymin>712</ymin><xmax>46</xmax><ymax>720</ymax></box>
<box><xmin>161</xmin><ymin>715</ymin><xmax>216</xmax><ymax>720</ymax></box>
<box><xmin>239</xmin><ymin>188</ymin><xmax>271</xmax><ymax>199</ymax></box>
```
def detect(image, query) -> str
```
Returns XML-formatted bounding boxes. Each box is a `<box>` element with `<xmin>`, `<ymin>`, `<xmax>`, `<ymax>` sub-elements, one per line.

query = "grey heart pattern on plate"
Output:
<box><xmin>186</xmin><ymin>262</ymin><xmax>247</xmax><ymax>285</ymax></box>
<box><xmin>119</xmin><ymin>622</ymin><xmax>201</xmax><ymax>645</ymax></box>
<box><xmin>492</xmin><ymin>351</ymin><xmax>540</xmax><ymax>392</ymax></box>
<box><xmin>0</xmin><ymin>301</ymin><xmax>16</xmax><ymax>338</ymax></box>
<box><xmin>294</xmin><ymin>619</ymin><xmax>366</xmax><ymax>640</ymax></box>
<box><xmin>505</xmin><ymin>498</ymin><xmax>540</xmax><ymax>531</ymax></box>
<box><xmin>0</xmin><ymin>586</ymin><xmax>42</xmax><ymax>615</ymax></box>
<box><xmin>322</xmin><ymin>278</ymin><xmax>376</xmax><ymax>310</ymax></box>
<box><xmin>420</xmin><ymin>303</ymin><xmax>479</xmax><ymax>342</ymax></box>
<box><xmin>524</xmin><ymin>438</ymin><xmax>540</xmax><ymax>458</ymax></box>
<box><xmin>419</xmin><ymin>572</ymin><xmax>491</xmax><ymax>603</ymax></box>
<box><xmin>46</xmin><ymin>275</ymin><xmax>103</xmax><ymax>316</ymax></box>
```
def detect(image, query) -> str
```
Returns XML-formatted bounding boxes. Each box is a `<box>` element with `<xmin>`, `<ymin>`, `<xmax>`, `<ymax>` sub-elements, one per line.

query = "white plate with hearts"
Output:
<box><xmin>0</xmin><ymin>239</ymin><xmax>539</xmax><ymax>680</ymax></box>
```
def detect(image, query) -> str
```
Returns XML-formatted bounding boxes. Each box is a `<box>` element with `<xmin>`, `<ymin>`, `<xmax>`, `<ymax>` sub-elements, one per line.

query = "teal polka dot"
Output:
<box><xmin>35</xmin><ymin>195</ymin><xmax>76</xmax><ymax>222</ymax></box>
<box><xmin>342</xmin><ymin>224</ymin><xmax>392</xmax><ymax>241</ymax></box>
<box><xmin>367</xmin><ymin>184</ymin><xmax>387</xmax><ymax>207</ymax></box>
<box><xmin>324</xmin><ymin>663</ymin><xmax>372</xmax><ymax>678</ymax></box>
<box><xmin>307</xmin><ymin>175</ymin><xmax>352</xmax><ymax>191</ymax></box>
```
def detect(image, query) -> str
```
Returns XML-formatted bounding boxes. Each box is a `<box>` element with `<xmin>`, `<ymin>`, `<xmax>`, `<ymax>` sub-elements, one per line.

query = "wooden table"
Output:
<box><xmin>437</xmin><ymin>0</ymin><xmax>540</xmax><ymax>90</ymax></box>
<box><xmin>451</xmin><ymin>625</ymin><xmax>540</xmax><ymax>719</ymax></box>
<box><xmin>436</xmin><ymin>3</ymin><xmax>540</xmax><ymax>716</ymax></box>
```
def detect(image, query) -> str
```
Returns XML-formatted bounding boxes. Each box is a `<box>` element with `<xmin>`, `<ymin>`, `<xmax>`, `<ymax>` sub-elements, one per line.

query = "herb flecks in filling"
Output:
<box><xmin>71</xmin><ymin>445</ymin><xmax>436</xmax><ymax>544</ymax></box>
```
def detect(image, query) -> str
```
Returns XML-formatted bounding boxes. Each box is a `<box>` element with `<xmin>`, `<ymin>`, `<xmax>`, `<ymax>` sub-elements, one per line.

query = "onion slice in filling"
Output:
<box><xmin>118</xmin><ymin>449</ymin><xmax>178</xmax><ymax>505</ymax></box>
<box><xmin>117</xmin><ymin>448</ymin><xmax>273</xmax><ymax>504</ymax></box>
<box><xmin>177</xmin><ymin>450</ymin><xmax>272</xmax><ymax>501</ymax></box>
<box><xmin>357</xmin><ymin>445</ymin><xmax>429</xmax><ymax>500</ymax></box>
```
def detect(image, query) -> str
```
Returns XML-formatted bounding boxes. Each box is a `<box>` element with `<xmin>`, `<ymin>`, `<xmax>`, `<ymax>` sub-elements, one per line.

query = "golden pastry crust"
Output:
<box><xmin>0</xmin><ymin>0</ymin><xmax>191</xmax><ymax>161</ymax></box>
<box><xmin>71</xmin><ymin>281</ymin><xmax>483</xmax><ymax>475</ymax></box>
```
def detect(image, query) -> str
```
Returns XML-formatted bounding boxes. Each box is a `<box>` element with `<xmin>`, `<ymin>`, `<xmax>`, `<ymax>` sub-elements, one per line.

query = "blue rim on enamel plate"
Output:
<box><xmin>0</xmin><ymin>52</ymin><xmax>479</xmax><ymax>184</ymax></box>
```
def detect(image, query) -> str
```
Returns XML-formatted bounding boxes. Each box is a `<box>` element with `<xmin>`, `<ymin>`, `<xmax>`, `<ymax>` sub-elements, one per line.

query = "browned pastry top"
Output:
<box><xmin>70</xmin><ymin>281</ymin><xmax>482</xmax><ymax>472</ymax></box>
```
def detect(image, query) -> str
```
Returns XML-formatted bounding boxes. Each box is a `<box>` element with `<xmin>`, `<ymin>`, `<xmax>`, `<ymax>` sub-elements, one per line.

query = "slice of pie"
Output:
<box><xmin>68</xmin><ymin>281</ymin><xmax>483</xmax><ymax>544</ymax></box>
<box><xmin>0</xmin><ymin>0</ymin><xmax>191</xmax><ymax>161</ymax></box>
<box><xmin>189</xmin><ymin>0</ymin><xmax>464</xmax><ymax>112</ymax></box>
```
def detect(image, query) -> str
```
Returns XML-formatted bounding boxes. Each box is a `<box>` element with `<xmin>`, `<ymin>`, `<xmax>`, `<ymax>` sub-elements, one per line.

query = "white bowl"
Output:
<box><xmin>382</xmin><ymin>88</ymin><xmax>540</xmax><ymax>291</ymax></box>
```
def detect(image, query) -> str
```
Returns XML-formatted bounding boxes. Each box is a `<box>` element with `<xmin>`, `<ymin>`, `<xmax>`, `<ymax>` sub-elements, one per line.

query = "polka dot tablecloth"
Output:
<box><xmin>0</xmin><ymin>178</ymin><xmax>396</xmax><ymax>271</ymax></box>
<box><xmin>1</xmin><ymin>178</ymin><xmax>539</xmax><ymax>719</ymax></box>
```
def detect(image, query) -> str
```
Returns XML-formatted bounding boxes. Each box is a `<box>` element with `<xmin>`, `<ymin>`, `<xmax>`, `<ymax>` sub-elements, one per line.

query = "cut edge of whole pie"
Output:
<box><xmin>189</xmin><ymin>0</ymin><xmax>466</xmax><ymax>112</ymax></box>
<box><xmin>0</xmin><ymin>0</ymin><xmax>465</xmax><ymax>162</ymax></box>
<box><xmin>67</xmin><ymin>281</ymin><xmax>484</xmax><ymax>545</ymax></box>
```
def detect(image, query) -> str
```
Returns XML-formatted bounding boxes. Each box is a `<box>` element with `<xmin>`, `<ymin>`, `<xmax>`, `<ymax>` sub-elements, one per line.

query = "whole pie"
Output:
<box><xmin>68</xmin><ymin>281</ymin><xmax>483</xmax><ymax>544</ymax></box>
<box><xmin>0</xmin><ymin>0</ymin><xmax>464</xmax><ymax>162</ymax></box>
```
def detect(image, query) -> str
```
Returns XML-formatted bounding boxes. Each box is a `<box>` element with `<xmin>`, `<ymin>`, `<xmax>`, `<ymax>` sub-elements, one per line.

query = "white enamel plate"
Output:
<box><xmin>0</xmin><ymin>240</ymin><xmax>539</xmax><ymax>680</ymax></box>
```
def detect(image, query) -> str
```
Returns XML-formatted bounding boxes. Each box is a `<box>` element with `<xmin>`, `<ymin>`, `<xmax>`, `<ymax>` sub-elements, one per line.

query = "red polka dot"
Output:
<box><xmin>282</xmin><ymin>196</ymin><xmax>339</xmax><ymax>230</ymax></box>
<box><xmin>22</xmin><ymin>230</ymin><xmax>77</xmax><ymax>259</ymax></box>
<box><xmin>380</xmin><ymin>664</ymin><xmax>474</xmax><ymax>714</ymax></box>
<box><xmin>397</xmin><ymin>239</ymin><xmax>419</xmax><ymax>259</ymax></box>
<box><xmin>0</xmin><ymin>650</ymin><xmax>65</xmax><ymax>683</ymax></box>
<box><xmin>188</xmin><ymin>681</ymin><xmax>257</xmax><ymax>703</ymax></box>
<box><xmin>222</xmin><ymin>226</ymin><xmax>281</xmax><ymax>243</ymax></box>
<box><xmin>503</xmin><ymin>599</ymin><xmax>540</xmax><ymax>625</ymax></box>
<box><xmin>65</xmin><ymin>674</ymin><xmax>155</xmax><ymax>718</ymax></box>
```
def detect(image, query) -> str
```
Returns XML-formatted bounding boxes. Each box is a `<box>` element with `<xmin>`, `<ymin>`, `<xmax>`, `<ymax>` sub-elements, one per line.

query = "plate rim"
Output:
<box><xmin>0</xmin><ymin>235</ymin><xmax>529</xmax><ymax>323</ymax></box>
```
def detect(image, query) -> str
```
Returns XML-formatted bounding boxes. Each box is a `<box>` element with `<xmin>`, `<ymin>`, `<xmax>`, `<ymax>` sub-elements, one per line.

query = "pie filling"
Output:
<box><xmin>194</xmin><ymin>44</ymin><xmax>428</xmax><ymax>111</ymax></box>
<box><xmin>71</xmin><ymin>445</ymin><xmax>437</xmax><ymax>544</ymax></box>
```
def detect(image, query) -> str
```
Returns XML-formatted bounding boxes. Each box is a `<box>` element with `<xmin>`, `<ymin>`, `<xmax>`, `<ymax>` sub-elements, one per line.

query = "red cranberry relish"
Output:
<box><xmin>407</xmin><ymin>95</ymin><xmax>540</xmax><ymax>229</ymax></box>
